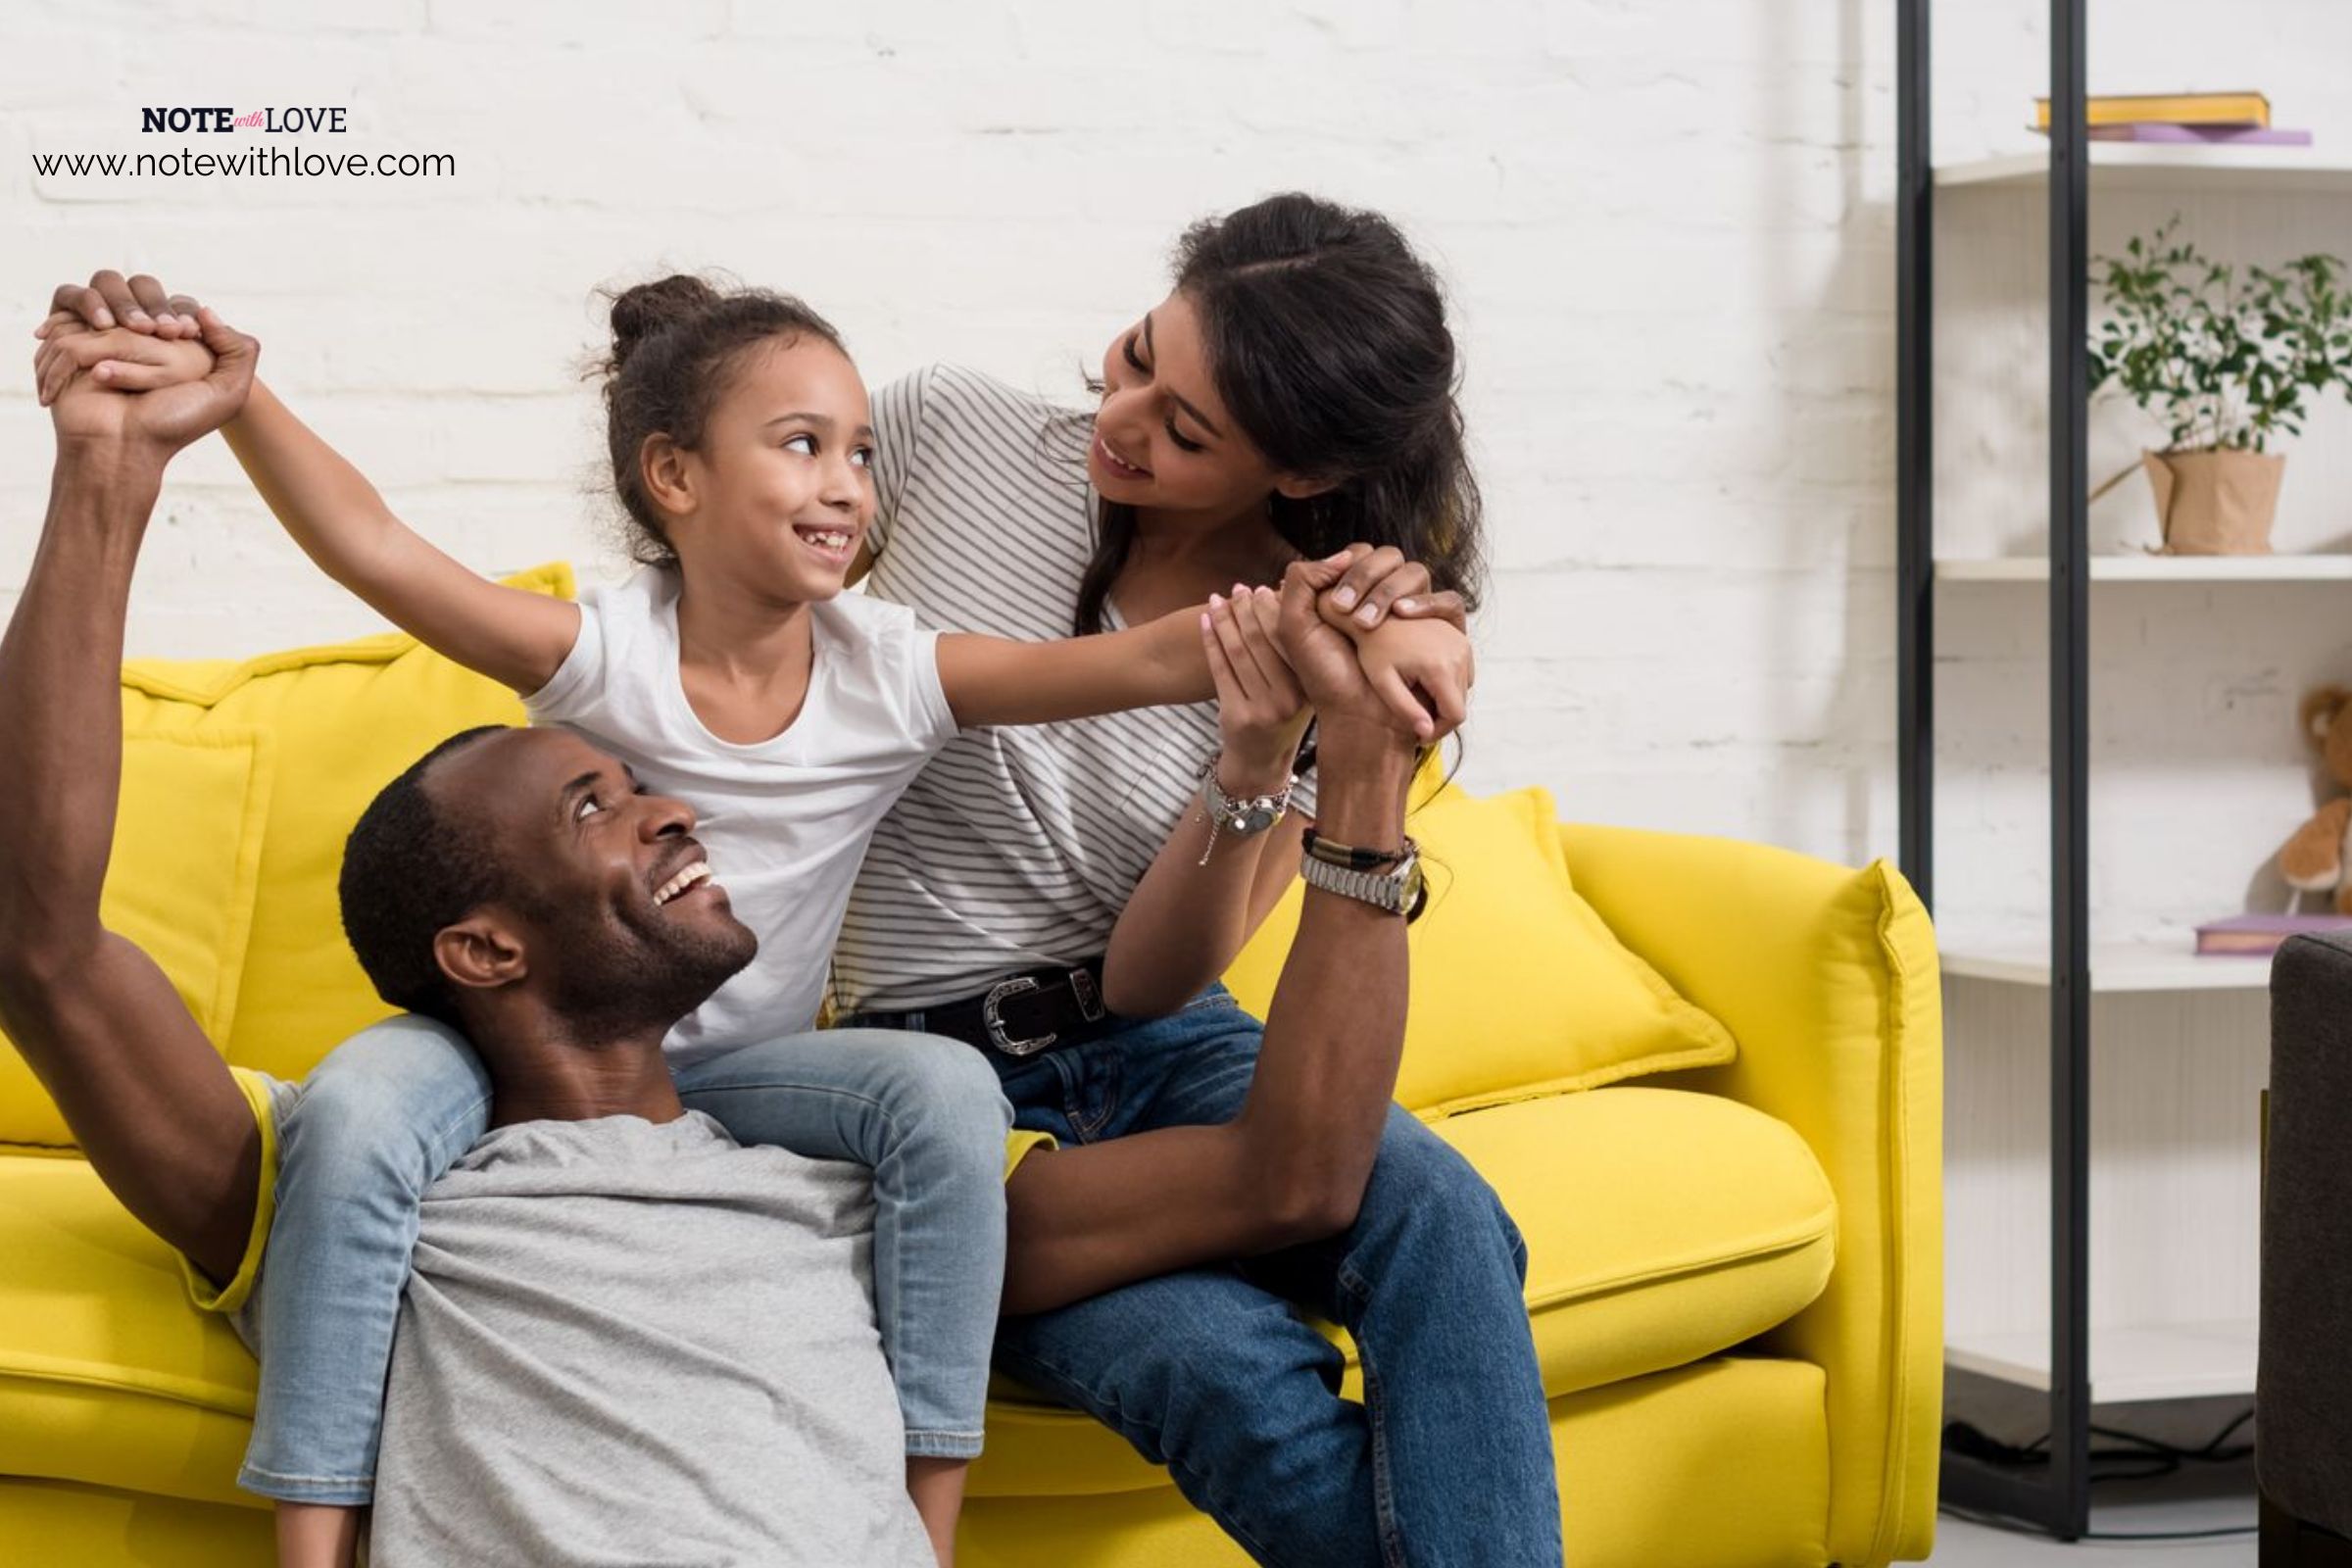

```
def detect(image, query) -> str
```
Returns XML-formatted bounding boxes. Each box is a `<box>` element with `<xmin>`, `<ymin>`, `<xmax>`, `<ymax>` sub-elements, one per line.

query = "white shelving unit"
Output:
<box><xmin>1939</xmin><ymin>144</ymin><xmax>2352</xmax><ymax>195</ymax></box>
<box><xmin>1937</xmin><ymin>553</ymin><xmax>2352</xmax><ymax>582</ymax></box>
<box><xmin>1946</xmin><ymin>1320</ymin><xmax>2260</xmax><ymax>1403</ymax></box>
<box><xmin>1922</xmin><ymin>141</ymin><xmax>2352</xmax><ymax>1440</ymax></box>
<box><xmin>1939</xmin><ymin>939</ymin><xmax>2275</xmax><ymax>991</ymax></box>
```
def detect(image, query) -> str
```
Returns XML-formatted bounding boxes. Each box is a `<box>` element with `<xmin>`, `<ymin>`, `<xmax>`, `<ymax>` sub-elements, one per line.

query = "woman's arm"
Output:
<box><xmin>1098</xmin><ymin>586</ymin><xmax>1309</xmax><ymax>1016</ymax></box>
<box><xmin>1002</xmin><ymin>569</ymin><xmax>1426</xmax><ymax>1313</ymax></box>
<box><xmin>1096</xmin><ymin>557</ymin><xmax>1473</xmax><ymax>1017</ymax></box>
<box><xmin>36</xmin><ymin>273</ymin><xmax>578</xmax><ymax>697</ymax></box>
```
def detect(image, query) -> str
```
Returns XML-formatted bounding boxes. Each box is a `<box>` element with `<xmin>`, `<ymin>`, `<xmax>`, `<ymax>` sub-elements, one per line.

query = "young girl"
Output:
<box><xmin>35</xmin><ymin>271</ymin><xmax>1468</xmax><ymax>1568</ymax></box>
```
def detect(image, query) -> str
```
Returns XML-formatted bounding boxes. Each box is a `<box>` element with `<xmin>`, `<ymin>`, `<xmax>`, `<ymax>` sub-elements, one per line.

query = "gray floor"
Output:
<box><xmin>1931</xmin><ymin>1456</ymin><xmax>2259</xmax><ymax>1564</ymax></box>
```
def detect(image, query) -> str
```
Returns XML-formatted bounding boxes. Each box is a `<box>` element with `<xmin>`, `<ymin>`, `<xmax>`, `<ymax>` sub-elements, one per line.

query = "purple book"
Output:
<box><xmin>2087</xmin><ymin>123</ymin><xmax>2314</xmax><ymax>145</ymax></box>
<box><xmin>2194</xmin><ymin>912</ymin><xmax>2352</xmax><ymax>956</ymax></box>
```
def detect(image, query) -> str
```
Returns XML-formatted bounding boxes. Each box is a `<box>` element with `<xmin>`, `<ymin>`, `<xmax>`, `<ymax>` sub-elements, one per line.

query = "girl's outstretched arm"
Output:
<box><xmin>222</xmin><ymin>381</ymin><xmax>580</xmax><ymax>694</ymax></box>
<box><xmin>933</xmin><ymin>568</ymin><xmax>1472</xmax><ymax>741</ymax></box>
<box><xmin>35</xmin><ymin>272</ymin><xmax>578</xmax><ymax>696</ymax></box>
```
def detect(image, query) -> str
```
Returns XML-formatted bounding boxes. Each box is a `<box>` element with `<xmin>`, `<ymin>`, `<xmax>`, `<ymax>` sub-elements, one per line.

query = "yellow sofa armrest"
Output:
<box><xmin>1559</xmin><ymin>823</ymin><xmax>1941</xmax><ymax>1568</ymax></box>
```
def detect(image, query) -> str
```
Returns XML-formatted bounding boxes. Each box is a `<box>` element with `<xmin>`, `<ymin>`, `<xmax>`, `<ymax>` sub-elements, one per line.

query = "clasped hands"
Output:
<box><xmin>33</xmin><ymin>270</ymin><xmax>1473</xmax><ymax>746</ymax></box>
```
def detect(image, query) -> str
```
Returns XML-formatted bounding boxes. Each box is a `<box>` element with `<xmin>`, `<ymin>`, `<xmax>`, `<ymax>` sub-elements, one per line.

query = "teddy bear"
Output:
<box><xmin>2280</xmin><ymin>685</ymin><xmax>2352</xmax><ymax>912</ymax></box>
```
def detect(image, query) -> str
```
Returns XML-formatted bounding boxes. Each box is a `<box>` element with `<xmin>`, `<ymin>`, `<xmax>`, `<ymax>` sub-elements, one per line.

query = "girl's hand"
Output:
<box><xmin>34</xmin><ymin>324</ymin><xmax>215</xmax><ymax>408</ymax></box>
<box><xmin>42</xmin><ymin>306</ymin><xmax>256</xmax><ymax>461</ymax></box>
<box><xmin>1201</xmin><ymin>583</ymin><xmax>1310</xmax><ymax>791</ymax></box>
<box><xmin>1313</xmin><ymin>543</ymin><xmax>1469</xmax><ymax>633</ymax></box>
<box><xmin>34</xmin><ymin>270</ymin><xmax>208</xmax><ymax>342</ymax></box>
<box><xmin>1353</xmin><ymin>615</ymin><xmax>1474</xmax><ymax>744</ymax></box>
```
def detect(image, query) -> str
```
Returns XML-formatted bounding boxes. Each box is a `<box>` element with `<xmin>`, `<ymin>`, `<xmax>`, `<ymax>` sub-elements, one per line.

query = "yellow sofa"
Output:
<box><xmin>0</xmin><ymin>567</ymin><xmax>1942</xmax><ymax>1567</ymax></box>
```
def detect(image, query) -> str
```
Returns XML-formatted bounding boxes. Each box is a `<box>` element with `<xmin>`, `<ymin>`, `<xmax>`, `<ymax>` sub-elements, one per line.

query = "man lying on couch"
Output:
<box><xmin>0</xmin><ymin>310</ymin><xmax>1446</xmax><ymax>1566</ymax></box>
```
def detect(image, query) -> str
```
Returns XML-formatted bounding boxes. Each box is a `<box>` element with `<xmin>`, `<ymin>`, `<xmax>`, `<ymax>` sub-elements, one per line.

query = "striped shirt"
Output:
<box><xmin>832</xmin><ymin>364</ymin><xmax>1310</xmax><ymax>1013</ymax></box>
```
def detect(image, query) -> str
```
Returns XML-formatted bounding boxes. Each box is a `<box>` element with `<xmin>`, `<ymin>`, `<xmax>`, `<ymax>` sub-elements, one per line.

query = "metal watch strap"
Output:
<box><xmin>1197</xmin><ymin>755</ymin><xmax>1297</xmax><ymax>866</ymax></box>
<box><xmin>1298</xmin><ymin>843</ymin><xmax>1424</xmax><ymax>917</ymax></box>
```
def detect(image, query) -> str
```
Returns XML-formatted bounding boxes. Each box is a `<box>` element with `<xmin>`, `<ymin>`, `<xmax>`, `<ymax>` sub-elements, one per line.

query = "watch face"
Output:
<box><xmin>1238</xmin><ymin>803</ymin><xmax>1280</xmax><ymax>834</ymax></box>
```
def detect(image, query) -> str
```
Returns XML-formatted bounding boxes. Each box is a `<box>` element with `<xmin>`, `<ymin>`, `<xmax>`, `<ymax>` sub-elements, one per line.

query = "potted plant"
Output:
<box><xmin>2089</xmin><ymin>218</ymin><xmax>2352</xmax><ymax>554</ymax></box>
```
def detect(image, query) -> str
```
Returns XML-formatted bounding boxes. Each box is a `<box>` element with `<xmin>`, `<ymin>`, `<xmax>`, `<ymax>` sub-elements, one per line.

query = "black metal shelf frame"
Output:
<box><xmin>1896</xmin><ymin>0</ymin><xmax>2098</xmax><ymax>1539</ymax></box>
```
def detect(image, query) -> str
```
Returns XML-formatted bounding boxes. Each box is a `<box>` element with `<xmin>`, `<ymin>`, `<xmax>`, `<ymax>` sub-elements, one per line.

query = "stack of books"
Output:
<box><xmin>2193</xmin><ymin>912</ymin><xmax>2352</xmax><ymax>957</ymax></box>
<box><xmin>2031</xmin><ymin>90</ymin><xmax>2311</xmax><ymax>146</ymax></box>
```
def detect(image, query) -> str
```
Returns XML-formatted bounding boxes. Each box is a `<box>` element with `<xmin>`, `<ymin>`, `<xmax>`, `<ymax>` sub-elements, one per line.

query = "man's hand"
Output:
<box><xmin>1311</xmin><ymin>542</ymin><xmax>1468</xmax><ymax>634</ymax></box>
<box><xmin>1278</xmin><ymin>559</ymin><xmax>1424</xmax><ymax>742</ymax></box>
<box><xmin>39</xmin><ymin>304</ymin><xmax>256</xmax><ymax>462</ymax></box>
<box><xmin>35</xmin><ymin>269</ymin><xmax>209</xmax><ymax>342</ymax></box>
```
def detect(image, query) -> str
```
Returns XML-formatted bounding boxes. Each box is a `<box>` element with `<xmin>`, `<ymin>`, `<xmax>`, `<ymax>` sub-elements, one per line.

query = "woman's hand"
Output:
<box><xmin>1201</xmin><ymin>583</ymin><xmax>1310</xmax><ymax>791</ymax></box>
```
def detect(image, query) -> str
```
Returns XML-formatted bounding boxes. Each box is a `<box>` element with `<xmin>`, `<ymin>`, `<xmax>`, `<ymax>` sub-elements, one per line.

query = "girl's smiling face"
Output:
<box><xmin>643</xmin><ymin>334</ymin><xmax>877</xmax><ymax>604</ymax></box>
<box><xmin>1089</xmin><ymin>289</ymin><xmax>1322</xmax><ymax>522</ymax></box>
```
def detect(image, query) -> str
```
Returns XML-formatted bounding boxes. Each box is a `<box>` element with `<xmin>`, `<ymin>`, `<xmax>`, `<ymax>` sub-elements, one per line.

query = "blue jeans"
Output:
<box><xmin>850</xmin><ymin>985</ymin><xmax>1561</xmax><ymax>1567</ymax></box>
<box><xmin>238</xmin><ymin>1014</ymin><xmax>1011</xmax><ymax>1503</ymax></box>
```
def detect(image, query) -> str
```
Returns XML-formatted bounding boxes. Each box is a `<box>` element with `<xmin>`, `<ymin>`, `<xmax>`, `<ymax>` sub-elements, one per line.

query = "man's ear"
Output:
<box><xmin>1273</xmin><ymin>471</ymin><xmax>1341</xmax><ymax>502</ymax></box>
<box><xmin>433</xmin><ymin>914</ymin><xmax>528</xmax><ymax>1000</ymax></box>
<box><xmin>639</xmin><ymin>433</ymin><xmax>697</xmax><ymax>521</ymax></box>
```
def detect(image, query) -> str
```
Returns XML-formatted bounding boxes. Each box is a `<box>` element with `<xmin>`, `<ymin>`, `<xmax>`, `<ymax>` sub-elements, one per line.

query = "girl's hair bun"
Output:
<box><xmin>607</xmin><ymin>273</ymin><xmax>725</xmax><ymax>370</ymax></box>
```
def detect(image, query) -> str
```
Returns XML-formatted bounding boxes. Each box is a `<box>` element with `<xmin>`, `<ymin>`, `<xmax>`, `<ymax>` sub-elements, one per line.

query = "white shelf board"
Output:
<box><xmin>1937</xmin><ymin>554</ymin><xmax>2352</xmax><ymax>583</ymax></box>
<box><xmin>1946</xmin><ymin>1319</ymin><xmax>2257</xmax><ymax>1403</ymax></box>
<box><xmin>1939</xmin><ymin>939</ymin><xmax>2273</xmax><ymax>992</ymax></box>
<box><xmin>1937</xmin><ymin>144</ymin><xmax>2352</xmax><ymax>195</ymax></box>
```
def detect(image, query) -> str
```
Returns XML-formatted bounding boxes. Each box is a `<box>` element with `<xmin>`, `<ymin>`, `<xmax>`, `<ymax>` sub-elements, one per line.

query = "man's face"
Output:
<box><xmin>429</xmin><ymin>729</ymin><xmax>757</xmax><ymax>1038</ymax></box>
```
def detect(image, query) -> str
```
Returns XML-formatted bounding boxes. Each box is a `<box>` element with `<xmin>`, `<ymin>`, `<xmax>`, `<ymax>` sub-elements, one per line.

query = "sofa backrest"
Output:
<box><xmin>2</xmin><ymin>559</ymin><xmax>1734</xmax><ymax>1147</ymax></box>
<box><xmin>0</xmin><ymin>564</ymin><xmax>570</xmax><ymax>1151</ymax></box>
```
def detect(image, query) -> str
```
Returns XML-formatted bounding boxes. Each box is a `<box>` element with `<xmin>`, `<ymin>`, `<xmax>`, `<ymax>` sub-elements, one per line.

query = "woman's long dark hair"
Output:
<box><xmin>1073</xmin><ymin>193</ymin><xmax>1486</xmax><ymax>635</ymax></box>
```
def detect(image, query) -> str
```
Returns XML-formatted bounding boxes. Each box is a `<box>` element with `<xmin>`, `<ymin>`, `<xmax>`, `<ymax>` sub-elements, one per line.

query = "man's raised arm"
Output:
<box><xmin>0</xmin><ymin>306</ymin><xmax>264</xmax><ymax>1286</ymax></box>
<box><xmin>998</xmin><ymin>562</ymin><xmax>1437</xmax><ymax>1313</ymax></box>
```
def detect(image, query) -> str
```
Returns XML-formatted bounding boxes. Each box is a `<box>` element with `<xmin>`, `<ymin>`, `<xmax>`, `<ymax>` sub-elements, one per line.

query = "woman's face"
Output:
<box><xmin>1089</xmin><ymin>290</ymin><xmax>1312</xmax><ymax>522</ymax></box>
<box><xmin>659</xmin><ymin>335</ymin><xmax>875</xmax><ymax>603</ymax></box>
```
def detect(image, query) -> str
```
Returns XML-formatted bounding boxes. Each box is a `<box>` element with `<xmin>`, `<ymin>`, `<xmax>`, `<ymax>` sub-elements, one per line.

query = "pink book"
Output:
<box><xmin>2086</xmin><ymin>123</ymin><xmax>2314</xmax><ymax>145</ymax></box>
<box><xmin>2194</xmin><ymin>912</ymin><xmax>2352</xmax><ymax>956</ymax></box>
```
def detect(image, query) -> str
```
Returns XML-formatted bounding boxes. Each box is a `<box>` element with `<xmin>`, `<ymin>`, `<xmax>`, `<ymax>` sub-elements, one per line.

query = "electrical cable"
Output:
<box><xmin>1937</xmin><ymin>1405</ymin><xmax>2259</xmax><ymax>1543</ymax></box>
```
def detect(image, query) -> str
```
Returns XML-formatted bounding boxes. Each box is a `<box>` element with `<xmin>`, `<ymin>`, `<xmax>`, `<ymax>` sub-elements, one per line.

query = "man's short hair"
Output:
<box><xmin>337</xmin><ymin>726</ymin><xmax>518</xmax><ymax>1027</ymax></box>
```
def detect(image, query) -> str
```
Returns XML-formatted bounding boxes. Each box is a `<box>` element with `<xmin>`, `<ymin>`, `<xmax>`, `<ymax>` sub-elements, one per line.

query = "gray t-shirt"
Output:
<box><xmin>359</xmin><ymin>1108</ymin><xmax>932</xmax><ymax>1567</ymax></box>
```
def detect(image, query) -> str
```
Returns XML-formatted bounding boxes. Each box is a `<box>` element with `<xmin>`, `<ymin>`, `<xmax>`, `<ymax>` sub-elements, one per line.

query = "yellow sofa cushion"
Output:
<box><xmin>1223</xmin><ymin>785</ymin><xmax>1736</xmax><ymax>1117</ymax></box>
<box><xmin>1444</xmin><ymin>1086</ymin><xmax>1836</xmax><ymax>1397</ymax></box>
<box><xmin>977</xmin><ymin>1084</ymin><xmax>1835</xmax><ymax>1496</ymax></box>
<box><xmin>0</xmin><ymin>1155</ymin><xmax>260</xmax><ymax>1508</ymax></box>
<box><xmin>0</xmin><ymin>1085</ymin><xmax>1834</xmax><ymax>1507</ymax></box>
<box><xmin>0</xmin><ymin>730</ymin><xmax>273</xmax><ymax>1150</ymax></box>
<box><xmin>117</xmin><ymin>564</ymin><xmax>570</xmax><ymax>1088</ymax></box>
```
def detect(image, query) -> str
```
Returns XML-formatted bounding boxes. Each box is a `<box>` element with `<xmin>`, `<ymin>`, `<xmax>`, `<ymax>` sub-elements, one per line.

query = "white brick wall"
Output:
<box><xmin>7</xmin><ymin>0</ymin><xmax>2351</xmax><ymax>932</ymax></box>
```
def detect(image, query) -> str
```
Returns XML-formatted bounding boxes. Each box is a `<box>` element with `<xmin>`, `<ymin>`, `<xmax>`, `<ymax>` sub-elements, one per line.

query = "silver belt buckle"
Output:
<box><xmin>983</xmin><ymin>976</ymin><xmax>1056</xmax><ymax>1055</ymax></box>
<box><xmin>1069</xmin><ymin>966</ymin><xmax>1105</xmax><ymax>1022</ymax></box>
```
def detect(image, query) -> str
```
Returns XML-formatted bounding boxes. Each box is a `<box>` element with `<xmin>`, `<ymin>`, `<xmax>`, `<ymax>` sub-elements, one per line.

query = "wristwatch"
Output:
<box><xmin>1196</xmin><ymin>755</ymin><xmax>1297</xmax><ymax>865</ymax></box>
<box><xmin>1298</xmin><ymin>836</ymin><xmax>1426</xmax><ymax>918</ymax></box>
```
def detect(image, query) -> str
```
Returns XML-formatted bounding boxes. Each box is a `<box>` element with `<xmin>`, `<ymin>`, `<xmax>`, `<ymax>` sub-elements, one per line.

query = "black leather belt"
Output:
<box><xmin>924</xmin><ymin>959</ymin><xmax>1114</xmax><ymax>1057</ymax></box>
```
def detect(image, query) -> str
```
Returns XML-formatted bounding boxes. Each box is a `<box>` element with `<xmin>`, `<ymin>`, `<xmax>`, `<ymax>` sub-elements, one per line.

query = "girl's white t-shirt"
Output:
<box><xmin>525</xmin><ymin>566</ymin><xmax>959</xmax><ymax>1063</ymax></box>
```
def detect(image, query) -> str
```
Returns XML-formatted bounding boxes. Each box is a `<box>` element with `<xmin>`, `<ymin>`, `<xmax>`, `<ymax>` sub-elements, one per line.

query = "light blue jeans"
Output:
<box><xmin>236</xmin><ymin>1013</ymin><xmax>1011</xmax><ymax>1504</ymax></box>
